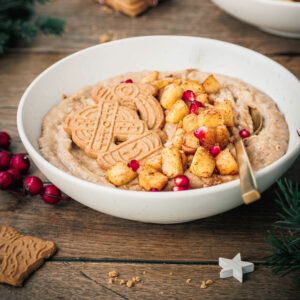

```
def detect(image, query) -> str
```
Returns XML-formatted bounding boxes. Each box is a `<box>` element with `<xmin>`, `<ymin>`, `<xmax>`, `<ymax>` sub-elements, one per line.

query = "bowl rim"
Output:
<box><xmin>17</xmin><ymin>35</ymin><xmax>300</xmax><ymax>200</ymax></box>
<box><xmin>214</xmin><ymin>0</ymin><xmax>300</xmax><ymax>8</ymax></box>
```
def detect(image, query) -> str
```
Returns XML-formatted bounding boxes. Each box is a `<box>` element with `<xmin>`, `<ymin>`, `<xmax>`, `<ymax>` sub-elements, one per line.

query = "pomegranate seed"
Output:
<box><xmin>239</xmin><ymin>129</ymin><xmax>250</xmax><ymax>139</ymax></box>
<box><xmin>182</xmin><ymin>90</ymin><xmax>196</xmax><ymax>102</ymax></box>
<box><xmin>194</xmin><ymin>126</ymin><xmax>208</xmax><ymax>139</ymax></box>
<box><xmin>174</xmin><ymin>175</ymin><xmax>190</xmax><ymax>189</ymax></box>
<box><xmin>127</xmin><ymin>160</ymin><xmax>140</xmax><ymax>172</ymax></box>
<box><xmin>10</xmin><ymin>154</ymin><xmax>30</xmax><ymax>174</ymax></box>
<box><xmin>0</xmin><ymin>151</ymin><xmax>11</xmax><ymax>170</ymax></box>
<box><xmin>23</xmin><ymin>176</ymin><xmax>44</xmax><ymax>195</ymax></box>
<box><xmin>209</xmin><ymin>145</ymin><xmax>221</xmax><ymax>157</ymax></box>
<box><xmin>42</xmin><ymin>185</ymin><xmax>61</xmax><ymax>205</ymax></box>
<box><xmin>0</xmin><ymin>132</ymin><xmax>11</xmax><ymax>148</ymax></box>
<box><xmin>0</xmin><ymin>171</ymin><xmax>13</xmax><ymax>190</ymax></box>
<box><xmin>149</xmin><ymin>188</ymin><xmax>160</xmax><ymax>192</ymax></box>
<box><xmin>7</xmin><ymin>169</ymin><xmax>22</xmax><ymax>186</ymax></box>
<box><xmin>189</xmin><ymin>100</ymin><xmax>204</xmax><ymax>114</ymax></box>
<box><xmin>173</xmin><ymin>186</ymin><xmax>186</xmax><ymax>192</ymax></box>
<box><xmin>121</xmin><ymin>79</ymin><xmax>133</xmax><ymax>83</ymax></box>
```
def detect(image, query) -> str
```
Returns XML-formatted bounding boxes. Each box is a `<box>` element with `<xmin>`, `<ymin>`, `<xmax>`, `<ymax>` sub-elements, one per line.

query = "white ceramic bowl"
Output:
<box><xmin>211</xmin><ymin>0</ymin><xmax>300</xmax><ymax>38</ymax></box>
<box><xmin>17</xmin><ymin>36</ymin><xmax>300</xmax><ymax>224</ymax></box>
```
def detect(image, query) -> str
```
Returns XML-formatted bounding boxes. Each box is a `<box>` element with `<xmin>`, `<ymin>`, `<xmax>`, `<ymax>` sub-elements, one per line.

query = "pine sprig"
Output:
<box><xmin>0</xmin><ymin>0</ymin><xmax>65</xmax><ymax>54</ymax></box>
<box><xmin>262</xmin><ymin>178</ymin><xmax>300</xmax><ymax>280</ymax></box>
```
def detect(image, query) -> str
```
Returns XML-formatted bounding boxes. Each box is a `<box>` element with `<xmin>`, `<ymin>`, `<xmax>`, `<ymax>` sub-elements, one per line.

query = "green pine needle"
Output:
<box><xmin>262</xmin><ymin>178</ymin><xmax>300</xmax><ymax>280</ymax></box>
<box><xmin>0</xmin><ymin>0</ymin><xmax>65</xmax><ymax>54</ymax></box>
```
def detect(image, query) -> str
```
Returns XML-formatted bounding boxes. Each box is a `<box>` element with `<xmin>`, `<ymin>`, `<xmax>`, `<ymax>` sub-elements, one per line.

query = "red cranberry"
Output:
<box><xmin>42</xmin><ymin>185</ymin><xmax>61</xmax><ymax>205</ymax></box>
<box><xmin>239</xmin><ymin>129</ymin><xmax>250</xmax><ymax>139</ymax></box>
<box><xmin>174</xmin><ymin>175</ymin><xmax>190</xmax><ymax>189</ymax></box>
<box><xmin>121</xmin><ymin>79</ymin><xmax>133</xmax><ymax>83</ymax></box>
<box><xmin>23</xmin><ymin>176</ymin><xmax>43</xmax><ymax>195</ymax></box>
<box><xmin>173</xmin><ymin>186</ymin><xmax>186</xmax><ymax>192</ymax></box>
<box><xmin>149</xmin><ymin>188</ymin><xmax>160</xmax><ymax>192</ymax></box>
<box><xmin>182</xmin><ymin>90</ymin><xmax>196</xmax><ymax>103</ymax></box>
<box><xmin>0</xmin><ymin>171</ymin><xmax>13</xmax><ymax>190</ymax></box>
<box><xmin>0</xmin><ymin>151</ymin><xmax>11</xmax><ymax>170</ymax></box>
<box><xmin>194</xmin><ymin>126</ymin><xmax>208</xmax><ymax>139</ymax></box>
<box><xmin>7</xmin><ymin>169</ymin><xmax>22</xmax><ymax>186</ymax></box>
<box><xmin>10</xmin><ymin>154</ymin><xmax>30</xmax><ymax>173</ymax></box>
<box><xmin>0</xmin><ymin>132</ymin><xmax>11</xmax><ymax>148</ymax></box>
<box><xmin>127</xmin><ymin>160</ymin><xmax>140</xmax><ymax>172</ymax></box>
<box><xmin>189</xmin><ymin>100</ymin><xmax>204</xmax><ymax>114</ymax></box>
<box><xmin>209</xmin><ymin>145</ymin><xmax>221</xmax><ymax>157</ymax></box>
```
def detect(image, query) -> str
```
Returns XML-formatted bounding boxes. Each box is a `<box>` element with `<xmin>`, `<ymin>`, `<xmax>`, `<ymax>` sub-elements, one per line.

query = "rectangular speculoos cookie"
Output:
<box><xmin>0</xmin><ymin>225</ymin><xmax>56</xmax><ymax>286</ymax></box>
<box><xmin>101</xmin><ymin>0</ymin><xmax>157</xmax><ymax>17</ymax></box>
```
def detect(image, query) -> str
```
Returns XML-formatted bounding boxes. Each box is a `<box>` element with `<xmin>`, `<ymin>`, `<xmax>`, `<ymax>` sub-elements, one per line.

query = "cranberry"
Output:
<box><xmin>121</xmin><ymin>79</ymin><xmax>133</xmax><ymax>83</ymax></box>
<box><xmin>127</xmin><ymin>160</ymin><xmax>140</xmax><ymax>172</ymax></box>
<box><xmin>189</xmin><ymin>100</ymin><xmax>204</xmax><ymax>114</ymax></box>
<box><xmin>10</xmin><ymin>154</ymin><xmax>30</xmax><ymax>173</ymax></box>
<box><xmin>194</xmin><ymin>126</ymin><xmax>208</xmax><ymax>139</ymax></box>
<box><xmin>149</xmin><ymin>188</ymin><xmax>160</xmax><ymax>192</ymax></box>
<box><xmin>42</xmin><ymin>185</ymin><xmax>61</xmax><ymax>205</ymax></box>
<box><xmin>0</xmin><ymin>132</ymin><xmax>11</xmax><ymax>148</ymax></box>
<box><xmin>182</xmin><ymin>90</ymin><xmax>196</xmax><ymax>103</ymax></box>
<box><xmin>239</xmin><ymin>129</ymin><xmax>250</xmax><ymax>139</ymax></box>
<box><xmin>173</xmin><ymin>186</ymin><xmax>186</xmax><ymax>192</ymax></box>
<box><xmin>23</xmin><ymin>176</ymin><xmax>43</xmax><ymax>195</ymax></box>
<box><xmin>7</xmin><ymin>169</ymin><xmax>22</xmax><ymax>186</ymax></box>
<box><xmin>174</xmin><ymin>175</ymin><xmax>190</xmax><ymax>189</ymax></box>
<box><xmin>0</xmin><ymin>171</ymin><xmax>13</xmax><ymax>190</ymax></box>
<box><xmin>0</xmin><ymin>151</ymin><xmax>11</xmax><ymax>170</ymax></box>
<box><xmin>209</xmin><ymin>145</ymin><xmax>221</xmax><ymax>157</ymax></box>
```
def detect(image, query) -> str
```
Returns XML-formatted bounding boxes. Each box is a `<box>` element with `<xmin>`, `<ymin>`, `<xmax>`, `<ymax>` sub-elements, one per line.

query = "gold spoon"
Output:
<box><xmin>235</xmin><ymin>107</ymin><xmax>263</xmax><ymax>205</ymax></box>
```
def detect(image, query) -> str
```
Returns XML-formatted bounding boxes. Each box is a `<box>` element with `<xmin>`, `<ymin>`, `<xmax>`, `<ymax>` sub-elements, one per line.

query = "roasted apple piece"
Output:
<box><xmin>214</xmin><ymin>100</ymin><xmax>234</xmax><ymax>127</ymax></box>
<box><xmin>107</xmin><ymin>162</ymin><xmax>137</xmax><ymax>186</ymax></box>
<box><xmin>160</xmin><ymin>83</ymin><xmax>184</xmax><ymax>109</ymax></box>
<box><xmin>182</xmin><ymin>131</ymin><xmax>200</xmax><ymax>154</ymax></box>
<box><xmin>215</xmin><ymin>148</ymin><xmax>238</xmax><ymax>175</ymax></box>
<box><xmin>139</xmin><ymin>166</ymin><xmax>168</xmax><ymax>191</ymax></box>
<box><xmin>161</xmin><ymin>147</ymin><xmax>183</xmax><ymax>178</ymax></box>
<box><xmin>203</xmin><ymin>75</ymin><xmax>221</xmax><ymax>94</ymax></box>
<box><xmin>166</xmin><ymin>99</ymin><xmax>189</xmax><ymax>123</ymax></box>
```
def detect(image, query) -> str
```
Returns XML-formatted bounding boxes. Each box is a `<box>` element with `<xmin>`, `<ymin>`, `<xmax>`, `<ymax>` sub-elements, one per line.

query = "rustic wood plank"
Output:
<box><xmin>5</xmin><ymin>0</ymin><xmax>294</xmax><ymax>56</ymax></box>
<box><xmin>0</xmin><ymin>53</ymin><xmax>299</xmax><ymax>108</ymax></box>
<box><xmin>0</xmin><ymin>262</ymin><xmax>299</xmax><ymax>299</ymax></box>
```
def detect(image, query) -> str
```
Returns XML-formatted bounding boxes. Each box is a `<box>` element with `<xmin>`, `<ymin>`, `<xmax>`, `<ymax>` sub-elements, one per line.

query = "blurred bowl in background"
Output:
<box><xmin>211</xmin><ymin>0</ymin><xmax>300</xmax><ymax>38</ymax></box>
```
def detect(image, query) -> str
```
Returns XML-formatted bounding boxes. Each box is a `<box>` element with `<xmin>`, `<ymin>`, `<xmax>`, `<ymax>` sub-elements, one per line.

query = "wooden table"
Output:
<box><xmin>1</xmin><ymin>0</ymin><xmax>299</xmax><ymax>299</ymax></box>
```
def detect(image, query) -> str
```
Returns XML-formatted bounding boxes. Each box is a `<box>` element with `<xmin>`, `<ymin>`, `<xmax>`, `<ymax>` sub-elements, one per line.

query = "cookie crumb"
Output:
<box><xmin>109</xmin><ymin>271</ymin><xmax>119</xmax><ymax>278</ymax></box>
<box><xmin>108</xmin><ymin>278</ymin><xmax>114</xmax><ymax>284</ymax></box>
<box><xmin>62</xmin><ymin>94</ymin><xmax>67</xmax><ymax>100</ymax></box>
<box><xmin>169</xmin><ymin>272</ymin><xmax>173</xmax><ymax>276</ymax></box>
<box><xmin>100</xmin><ymin>34</ymin><xmax>110</xmax><ymax>43</ymax></box>
<box><xmin>120</xmin><ymin>279</ymin><xmax>126</xmax><ymax>285</ymax></box>
<box><xmin>206</xmin><ymin>279</ymin><xmax>213</xmax><ymax>285</ymax></box>
<box><xmin>159</xmin><ymin>291</ymin><xmax>164</xmax><ymax>295</ymax></box>
<box><xmin>186</xmin><ymin>278</ymin><xmax>192</xmax><ymax>284</ymax></box>
<box><xmin>127</xmin><ymin>280</ymin><xmax>134</xmax><ymax>288</ymax></box>
<box><xmin>135</xmin><ymin>276</ymin><xmax>141</xmax><ymax>282</ymax></box>
<box><xmin>142</xmin><ymin>271</ymin><xmax>146</xmax><ymax>275</ymax></box>
<box><xmin>132</xmin><ymin>277</ymin><xmax>136</xmax><ymax>282</ymax></box>
<box><xmin>200</xmin><ymin>281</ymin><xmax>207</xmax><ymax>289</ymax></box>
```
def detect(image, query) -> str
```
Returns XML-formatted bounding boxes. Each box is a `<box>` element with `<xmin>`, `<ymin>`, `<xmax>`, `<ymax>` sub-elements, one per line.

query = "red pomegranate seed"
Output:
<box><xmin>189</xmin><ymin>100</ymin><xmax>204</xmax><ymax>114</ymax></box>
<box><xmin>121</xmin><ymin>79</ymin><xmax>133</xmax><ymax>83</ymax></box>
<box><xmin>239</xmin><ymin>129</ymin><xmax>250</xmax><ymax>139</ymax></box>
<box><xmin>182</xmin><ymin>90</ymin><xmax>196</xmax><ymax>102</ymax></box>
<box><xmin>0</xmin><ymin>171</ymin><xmax>13</xmax><ymax>190</ymax></box>
<box><xmin>0</xmin><ymin>151</ymin><xmax>11</xmax><ymax>170</ymax></box>
<box><xmin>209</xmin><ymin>145</ymin><xmax>221</xmax><ymax>157</ymax></box>
<box><xmin>0</xmin><ymin>132</ymin><xmax>11</xmax><ymax>148</ymax></box>
<box><xmin>173</xmin><ymin>186</ymin><xmax>186</xmax><ymax>192</ymax></box>
<box><xmin>42</xmin><ymin>185</ymin><xmax>61</xmax><ymax>205</ymax></box>
<box><xmin>23</xmin><ymin>176</ymin><xmax>44</xmax><ymax>195</ymax></box>
<box><xmin>174</xmin><ymin>175</ymin><xmax>190</xmax><ymax>189</ymax></box>
<box><xmin>149</xmin><ymin>188</ymin><xmax>160</xmax><ymax>192</ymax></box>
<box><xmin>194</xmin><ymin>126</ymin><xmax>208</xmax><ymax>139</ymax></box>
<box><xmin>127</xmin><ymin>160</ymin><xmax>140</xmax><ymax>172</ymax></box>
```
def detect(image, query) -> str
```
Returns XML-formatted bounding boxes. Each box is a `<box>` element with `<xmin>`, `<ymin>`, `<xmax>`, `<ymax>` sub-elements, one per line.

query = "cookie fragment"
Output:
<box><xmin>0</xmin><ymin>225</ymin><xmax>56</xmax><ymax>286</ymax></box>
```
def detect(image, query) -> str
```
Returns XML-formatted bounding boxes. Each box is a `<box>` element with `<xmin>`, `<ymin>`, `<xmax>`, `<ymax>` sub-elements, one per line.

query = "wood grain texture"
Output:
<box><xmin>0</xmin><ymin>262</ymin><xmax>299</xmax><ymax>300</ymax></box>
<box><xmin>9</xmin><ymin>0</ymin><xmax>296</xmax><ymax>56</ymax></box>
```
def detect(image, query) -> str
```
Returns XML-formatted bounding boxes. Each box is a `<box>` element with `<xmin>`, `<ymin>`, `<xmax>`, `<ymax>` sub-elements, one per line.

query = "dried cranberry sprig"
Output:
<box><xmin>0</xmin><ymin>131</ymin><xmax>72</xmax><ymax>204</ymax></box>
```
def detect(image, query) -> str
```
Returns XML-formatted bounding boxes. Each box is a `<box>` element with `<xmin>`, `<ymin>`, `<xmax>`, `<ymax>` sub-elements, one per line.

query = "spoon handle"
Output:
<box><xmin>235</xmin><ymin>139</ymin><xmax>261</xmax><ymax>204</ymax></box>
